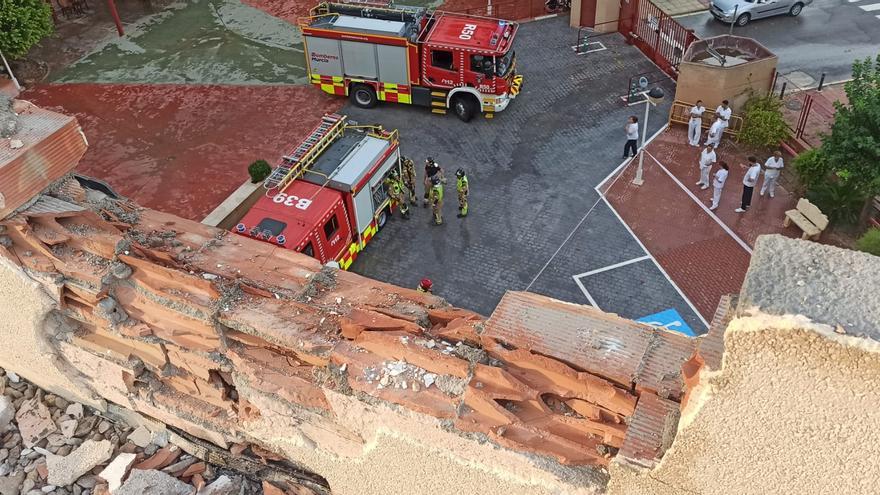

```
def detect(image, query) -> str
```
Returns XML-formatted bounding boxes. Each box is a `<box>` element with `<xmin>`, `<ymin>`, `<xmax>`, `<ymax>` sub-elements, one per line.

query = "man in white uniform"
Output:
<box><xmin>710</xmin><ymin>161</ymin><xmax>729</xmax><ymax>211</ymax></box>
<box><xmin>688</xmin><ymin>100</ymin><xmax>705</xmax><ymax>147</ymax></box>
<box><xmin>760</xmin><ymin>150</ymin><xmax>784</xmax><ymax>198</ymax></box>
<box><xmin>705</xmin><ymin>116</ymin><xmax>724</xmax><ymax>147</ymax></box>
<box><xmin>696</xmin><ymin>143</ymin><xmax>716</xmax><ymax>190</ymax></box>
<box><xmin>735</xmin><ymin>156</ymin><xmax>762</xmax><ymax>213</ymax></box>
<box><xmin>715</xmin><ymin>99</ymin><xmax>732</xmax><ymax>131</ymax></box>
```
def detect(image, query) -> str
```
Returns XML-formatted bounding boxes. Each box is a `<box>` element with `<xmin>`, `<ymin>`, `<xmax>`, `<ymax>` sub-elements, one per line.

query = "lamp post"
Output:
<box><xmin>631</xmin><ymin>86</ymin><xmax>665</xmax><ymax>186</ymax></box>
<box><xmin>0</xmin><ymin>49</ymin><xmax>21</xmax><ymax>91</ymax></box>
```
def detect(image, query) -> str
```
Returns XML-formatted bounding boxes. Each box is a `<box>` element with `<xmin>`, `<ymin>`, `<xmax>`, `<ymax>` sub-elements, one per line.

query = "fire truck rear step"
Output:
<box><xmin>429</xmin><ymin>90</ymin><xmax>447</xmax><ymax>115</ymax></box>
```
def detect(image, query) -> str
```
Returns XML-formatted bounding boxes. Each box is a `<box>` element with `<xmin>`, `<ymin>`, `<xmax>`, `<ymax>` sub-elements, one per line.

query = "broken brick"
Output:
<box><xmin>354</xmin><ymin>330</ymin><xmax>469</xmax><ymax>378</ymax></box>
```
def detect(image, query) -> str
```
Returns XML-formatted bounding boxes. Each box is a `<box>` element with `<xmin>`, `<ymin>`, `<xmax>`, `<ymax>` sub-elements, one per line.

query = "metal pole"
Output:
<box><xmin>728</xmin><ymin>5</ymin><xmax>737</xmax><ymax>36</ymax></box>
<box><xmin>779</xmin><ymin>82</ymin><xmax>787</xmax><ymax>99</ymax></box>
<box><xmin>0</xmin><ymin>49</ymin><xmax>22</xmax><ymax>91</ymax></box>
<box><xmin>632</xmin><ymin>98</ymin><xmax>651</xmax><ymax>186</ymax></box>
<box><xmin>107</xmin><ymin>0</ymin><xmax>125</xmax><ymax>36</ymax></box>
<box><xmin>817</xmin><ymin>73</ymin><xmax>826</xmax><ymax>91</ymax></box>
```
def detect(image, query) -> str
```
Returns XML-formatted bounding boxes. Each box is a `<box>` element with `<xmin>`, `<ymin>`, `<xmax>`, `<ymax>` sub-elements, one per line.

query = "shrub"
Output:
<box><xmin>856</xmin><ymin>228</ymin><xmax>880</xmax><ymax>256</ymax></box>
<box><xmin>805</xmin><ymin>180</ymin><xmax>867</xmax><ymax>226</ymax></box>
<box><xmin>793</xmin><ymin>148</ymin><xmax>830</xmax><ymax>191</ymax></box>
<box><xmin>0</xmin><ymin>0</ymin><xmax>54</xmax><ymax>59</ymax></box>
<box><xmin>248</xmin><ymin>159</ymin><xmax>271</xmax><ymax>183</ymax></box>
<box><xmin>738</xmin><ymin>94</ymin><xmax>789</xmax><ymax>148</ymax></box>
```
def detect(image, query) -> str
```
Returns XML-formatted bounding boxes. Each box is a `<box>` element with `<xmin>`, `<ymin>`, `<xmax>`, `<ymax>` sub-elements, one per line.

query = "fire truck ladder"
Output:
<box><xmin>263</xmin><ymin>113</ymin><xmax>347</xmax><ymax>194</ymax></box>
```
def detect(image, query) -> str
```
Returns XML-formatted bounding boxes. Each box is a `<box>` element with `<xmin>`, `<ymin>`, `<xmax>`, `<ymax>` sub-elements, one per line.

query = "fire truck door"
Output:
<box><xmin>425</xmin><ymin>47</ymin><xmax>461</xmax><ymax>88</ymax></box>
<box><xmin>319</xmin><ymin>207</ymin><xmax>350</xmax><ymax>261</ymax></box>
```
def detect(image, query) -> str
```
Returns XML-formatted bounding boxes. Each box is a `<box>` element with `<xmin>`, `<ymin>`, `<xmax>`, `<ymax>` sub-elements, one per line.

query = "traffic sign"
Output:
<box><xmin>636</xmin><ymin>309</ymin><xmax>696</xmax><ymax>337</ymax></box>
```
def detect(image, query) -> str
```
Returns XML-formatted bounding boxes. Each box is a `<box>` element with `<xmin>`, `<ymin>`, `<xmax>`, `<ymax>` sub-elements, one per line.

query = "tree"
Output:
<box><xmin>822</xmin><ymin>55</ymin><xmax>880</xmax><ymax>199</ymax></box>
<box><xmin>0</xmin><ymin>0</ymin><xmax>54</xmax><ymax>60</ymax></box>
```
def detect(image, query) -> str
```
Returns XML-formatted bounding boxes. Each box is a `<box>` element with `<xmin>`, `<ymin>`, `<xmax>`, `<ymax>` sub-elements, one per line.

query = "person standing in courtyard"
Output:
<box><xmin>688</xmin><ymin>100</ymin><xmax>705</xmax><ymax>147</ymax></box>
<box><xmin>429</xmin><ymin>175</ymin><xmax>444</xmax><ymax>225</ymax></box>
<box><xmin>623</xmin><ymin>116</ymin><xmax>639</xmax><ymax>159</ymax></box>
<box><xmin>455</xmin><ymin>168</ymin><xmax>469</xmax><ymax>218</ymax></box>
<box><xmin>710</xmin><ymin>161</ymin><xmax>729</xmax><ymax>211</ymax></box>
<box><xmin>760</xmin><ymin>150</ymin><xmax>784</xmax><ymax>198</ymax></box>
<box><xmin>423</xmin><ymin>157</ymin><xmax>443</xmax><ymax>207</ymax></box>
<box><xmin>735</xmin><ymin>156</ymin><xmax>762</xmax><ymax>213</ymax></box>
<box><xmin>384</xmin><ymin>171</ymin><xmax>410</xmax><ymax>219</ymax></box>
<box><xmin>715</xmin><ymin>99</ymin><xmax>732</xmax><ymax>132</ymax></box>
<box><xmin>705</xmin><ymin>116</ymin><xmax>724</xmax><ymax>148</ymax></box>
<box><xmin>696</xmin><ymin>143</ymin><xmax>716</xmax><ymax>190</ymax></box>
<box><xmin>401</xmin><ymin>156</ymin><xmax>418</xmax><ymax>205</ymax></box>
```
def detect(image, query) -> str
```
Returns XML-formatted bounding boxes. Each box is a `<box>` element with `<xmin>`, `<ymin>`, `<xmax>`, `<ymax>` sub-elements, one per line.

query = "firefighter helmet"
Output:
<box><xmin>389</xmin><ymin>169</ymin><xmax>400</xmax><ymax>179</ymax></box>
<box><xmin>418</xmin><ymin>278</ymin><xmax>433</xmax><ymax>292</ymax></box>
<box><xmin>455</xmin><ymin>168</ymin><xmax>465</xmax><ymax>178</ymax></box>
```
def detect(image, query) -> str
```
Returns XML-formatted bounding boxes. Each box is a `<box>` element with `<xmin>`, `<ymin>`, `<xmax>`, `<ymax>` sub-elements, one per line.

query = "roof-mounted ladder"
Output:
<box><xmin>263</xmin><ymin>113</ymin><xmax>347</xmax><ymax>193</ymax></box>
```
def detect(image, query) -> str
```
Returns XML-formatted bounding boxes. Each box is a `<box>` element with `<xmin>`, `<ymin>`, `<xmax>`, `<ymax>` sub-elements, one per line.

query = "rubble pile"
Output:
<box><xmin>0</xmin><ymin>368</ymin><xmax>305</xmax><ymax>495</ymax></box>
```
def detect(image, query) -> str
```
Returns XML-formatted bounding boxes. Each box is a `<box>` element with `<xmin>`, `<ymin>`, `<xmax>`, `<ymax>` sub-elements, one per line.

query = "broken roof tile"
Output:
<box><xmin>617</xmin><ymin>393</ymin><xmax>681</xmax><ymax>468</ymax></box>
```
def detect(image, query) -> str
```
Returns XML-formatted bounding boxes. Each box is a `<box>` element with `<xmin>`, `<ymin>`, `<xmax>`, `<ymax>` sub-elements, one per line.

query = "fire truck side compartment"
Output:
<box><xmin>305</xmin><ymin>37</ymin><xmax>343</xmax><ymax>76</ymax></box>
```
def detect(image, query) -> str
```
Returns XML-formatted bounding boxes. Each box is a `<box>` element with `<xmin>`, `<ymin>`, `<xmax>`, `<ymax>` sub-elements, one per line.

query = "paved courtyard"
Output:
<box><xmin>343</xmin><ymin>17</ymin><xmax>706</xmax><ymax>331</ymax></box>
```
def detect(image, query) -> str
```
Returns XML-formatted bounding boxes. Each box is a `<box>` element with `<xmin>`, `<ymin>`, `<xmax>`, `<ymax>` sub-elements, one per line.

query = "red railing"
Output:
<box><xmin>618</xmin><ymin>0</ymin><xmax>698</xmax><ymax>80</ymax></box>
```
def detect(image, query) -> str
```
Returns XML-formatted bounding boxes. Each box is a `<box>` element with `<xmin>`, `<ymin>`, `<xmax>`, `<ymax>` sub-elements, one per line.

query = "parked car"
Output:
<box><xmin>709</xmin><ymin>0</ymin><xmax>812</xmax><ymax>26</ymax></box>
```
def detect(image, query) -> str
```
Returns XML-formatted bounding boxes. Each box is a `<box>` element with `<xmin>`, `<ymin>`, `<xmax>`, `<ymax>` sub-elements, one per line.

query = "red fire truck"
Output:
<box><xmin>234</xmin><ymin>114</ymin><xmax>401</xmax><ymax>270</ymax></box>
<box><xmin>300</xmin><ymin>1</ymin><xmax>523</xmax><ymax>122</ymax></box>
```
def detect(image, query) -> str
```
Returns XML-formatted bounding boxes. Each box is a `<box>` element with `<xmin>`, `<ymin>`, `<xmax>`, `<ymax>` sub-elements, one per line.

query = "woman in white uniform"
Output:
<box><xmin>688</xmin><ymin>100</ymin><xmax>705</xmax><ymax>147</ymax></box>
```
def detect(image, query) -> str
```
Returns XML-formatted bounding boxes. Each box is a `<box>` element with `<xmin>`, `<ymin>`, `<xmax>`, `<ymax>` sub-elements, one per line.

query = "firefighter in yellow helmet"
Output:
<box><xmin>429</xmin><ymin>175</ymin><xmax>444</xmax><ymax>225</ymax></box>
<box><xmin>455</xmin><ymin>168</ymin><xmax>469</xmax><ymax>218</ymax></box>
<box><xmin>400</xmin><ymin>156</ymin><xmax>418</xmax><ymax>205</ymax></box>
<box><xmin>384</xmin><ymin>170</ymin><xmax>409</xmax><ymax>219</ymax></box>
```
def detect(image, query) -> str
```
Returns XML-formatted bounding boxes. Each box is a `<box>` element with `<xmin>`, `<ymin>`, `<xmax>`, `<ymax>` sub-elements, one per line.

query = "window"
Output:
<box><xmin>470</xmin><ymin>55</ymin><xmax>494</xmax><ymax>77</ymax></box>
<box><xmin>302</xmin><ymin>242</ymin><xmax>314</xmax><ymax>258</ymax></box>
<box><xmin>431</xmin><ymin>50</ymin><xmax>455</xmax><ymax>71</ymax></box>
<box><xmin>254</xmin><ymin>218</ymin><xmax>286</xmax><ymax>238</ymax></box>
<box><xmin>323</xmin><ymin>215</ymin><xmax>339</xmax><ymax>238</ymax></box>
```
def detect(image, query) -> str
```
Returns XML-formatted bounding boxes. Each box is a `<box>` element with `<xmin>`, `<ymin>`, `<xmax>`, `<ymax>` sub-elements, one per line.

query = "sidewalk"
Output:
<box><xmin>603</xmin><ymin>126</ymin><xmax>800</xmax><ymax>320</ymax></box>
<box><xmin>781</xmin><ymin>82</ymin><xmax>847</xmax><ymax>149</ymax></box>
<box><xmin>656</xmin><ymin>0</ymin><xmax>709</xmax><ymax>16</ymax></box>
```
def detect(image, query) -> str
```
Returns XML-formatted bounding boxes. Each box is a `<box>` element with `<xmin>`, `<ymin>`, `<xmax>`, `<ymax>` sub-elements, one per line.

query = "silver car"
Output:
<box><xmin>709</xmin><ymin>0</ymin><xmax>813</xmax><ymax>26</ymax></box>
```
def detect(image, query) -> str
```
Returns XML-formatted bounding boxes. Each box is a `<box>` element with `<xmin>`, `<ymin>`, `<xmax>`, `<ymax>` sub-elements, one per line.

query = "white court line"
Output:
<box><xmin>596</xmin><ymin>123</ymin><xmax>669</xmax><ymax>192</ymax></box>
<box><xmin>596</xmin><ymin>194</ymin><xmax>710</xmax><ymax>328</ymax></box>
<box><xmin>573</xmin><ymin>255</ymin><xmax>651</xmax><ymax>278</ymax></box>
<box><xmin>860</xmin><ymin>3</ymin><xmax>880</xmax><ymax>10</ymax></box>
<box><xmin>572</xmin><ymin>276</ymin><xmax>599</xmax><ymax>308</ymax></box>
<box><xmin>643</xmin><ymin>149</ymin><xmax>753</xmax><ymax>254</ymax></box>
<box><xmin>571</xmin><ymin>42</ymin><xmax>607</xmax><ymax>55</ymax></box>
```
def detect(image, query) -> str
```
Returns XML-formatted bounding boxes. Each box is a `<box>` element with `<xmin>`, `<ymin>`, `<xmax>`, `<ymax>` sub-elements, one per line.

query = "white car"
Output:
<box><xmin>709</xmin><ymin>0</ymin><xmax>813</xmax><ymax>26</ymax></box>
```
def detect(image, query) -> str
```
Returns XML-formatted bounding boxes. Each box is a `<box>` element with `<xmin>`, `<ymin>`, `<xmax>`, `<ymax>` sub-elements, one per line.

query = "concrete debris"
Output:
<box><xmin>0</xmin><ymin>95</ymin><xmax>18</xmax><ymax>138</ymax></box>
<box><xmin>8</xmin><ymin>140</ymin><xmax>23</xmax><ymax>150</ymax></box>
<box><xmin>65</xmin><ymin>403</ymin><xmax>84</xmax><ymax>419</ymax></box>
<box><xmin>200</xmin><ymin>475</ymin><xmax>244</xmax><ymax>495</ymax></box>
<box><xmin>127</xmin><ymin>425</ymin><xmax>152</xmax><ymax>448</ymax></box>
<box><xmin>46</xmin><ymin>439</ymin><xmax>113</xmax><ymax>486</ymax></box>
<box><xmin>115</xmin><ymin>469</ymin><xmax>191</xmax><ymax>495</ymax></box>
<box><xmin>0</xmin><ymin>397</ymin><xmax>13</xmax><ymax>434</ymax></box>
<box><xmin>15</xmin><ymin>398</ymin><xmax>57</xmax><ymax>448</ymax></box>
<box><xmin>0</xmin><ymin>471</ymin><xmax>25</xmax><ymax>495</ymax></box>
<box><xmin>97</xmin><ymin>452</ymin><xmax>137</xmax><ymax>493</ymax></box>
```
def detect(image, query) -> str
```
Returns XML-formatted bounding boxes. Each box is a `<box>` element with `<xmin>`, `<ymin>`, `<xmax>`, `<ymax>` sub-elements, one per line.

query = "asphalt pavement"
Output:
<box><xmin>343</xmin><ymin>17</ymin><xmax>707</xmax><ymax>332</ymax></box>
<box><xmin>676</xmin><ymin>0</ymin><xmax>880</xmax><ymax>84</ymax></box>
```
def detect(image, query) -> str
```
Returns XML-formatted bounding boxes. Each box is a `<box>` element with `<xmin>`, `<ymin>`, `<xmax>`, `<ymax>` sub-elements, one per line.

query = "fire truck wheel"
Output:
<box><xmin>351</xmin><ymin>84</ymin><xmax>378</xmax><ymax>109</ymax></box>
<box><xmin>377</xmin><ymin>208</ymin><xmax>388</xmax><ymax>228</ymax></box>
<box><xmin>451</xmin><ymin>94</ymin><xmax>478</xmax><ymax>122</ymax></box>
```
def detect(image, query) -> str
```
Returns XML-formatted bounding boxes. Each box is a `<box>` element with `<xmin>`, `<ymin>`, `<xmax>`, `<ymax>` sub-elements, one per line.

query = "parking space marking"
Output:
<box><xmin>573</xmin><ymin>255</ymin><xmax>651</xmax><ymax>279</ymax></box>
<box><xmin>643</xmin><ymin>149</ymin><xmax>753</xmax><ymax>254</ymax></box>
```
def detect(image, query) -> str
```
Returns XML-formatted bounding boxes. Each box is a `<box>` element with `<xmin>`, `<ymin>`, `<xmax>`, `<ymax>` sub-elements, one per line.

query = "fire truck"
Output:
<box><xmin>234</xmin><ymin>113</ymin><xmax>401</xmax><ymax>270</ymax></box>
<box><xmin>300</xmin><ymin>1</ymin><xmax>523</xmax><ymax>122</ymax></box>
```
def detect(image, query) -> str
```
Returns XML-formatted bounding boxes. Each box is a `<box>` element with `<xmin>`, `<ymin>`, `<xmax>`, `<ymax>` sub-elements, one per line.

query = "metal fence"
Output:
<box><xmin>773</xmin><ymin>72</ymin><xmax>836</xmax><ymax>149</ymax></box>
<box><xmin>618</xmin><ymin>0</ymin><xmax>698</xmax><ymax>80</ymax></box>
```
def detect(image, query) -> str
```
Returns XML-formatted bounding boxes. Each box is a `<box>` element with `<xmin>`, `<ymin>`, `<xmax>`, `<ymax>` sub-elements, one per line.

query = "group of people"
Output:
<box><xmin>384</xmin><ymin>156</ymin><xmax>469</xmax><ymax>226</ymax></box>
<box><xmin>694</xmin><ymin>142</ymin><xmax>784</xmax><ymax>213</ymax></box>
<box><xmin>687</xmin><ymin>99</ymin><xmax>732</xmax><ymax>148</ymax></box>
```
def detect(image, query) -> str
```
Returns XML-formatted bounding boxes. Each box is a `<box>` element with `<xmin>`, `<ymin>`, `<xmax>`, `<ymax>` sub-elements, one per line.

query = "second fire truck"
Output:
<box><xmin>300</xmin><ymin>1</ymin><xmax>523</xmax><ymax>122</ymax></box>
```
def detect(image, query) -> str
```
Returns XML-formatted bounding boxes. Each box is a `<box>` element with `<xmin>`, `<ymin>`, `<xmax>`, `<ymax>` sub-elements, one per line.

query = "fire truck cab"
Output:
<box><xmin>235</xmin><ymin>114</ymin><xmax>401</xmax><ymax>270</ymax></box>
<box><xmin>301</xmin><ymin>2</ymin><xmax>522</xmax><ymax>121</ymax></box>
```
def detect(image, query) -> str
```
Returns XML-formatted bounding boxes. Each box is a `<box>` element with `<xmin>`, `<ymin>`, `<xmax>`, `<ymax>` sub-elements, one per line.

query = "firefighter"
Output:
<box><xmin>455</xmin><ymin>168</ymin><xmax>469</xmax><ymax>218</ymax></box>
<box><xmin>417</xmin><ymin>278</ymin><xmax>433</xmax><ymax>293</ymax></box>
<box><xmin>423</xmin><ymin>157</ymin><xmax>444</xmax><ymax>207</ymax></box>
<box><xmin>401</xmin><ymin>156</ymin><xmax>418</xmax><ymax>205</ymax></box>
<box><xmin>429</xmin><ymin>175</ymin><xmax>443</xmax><ymax>225</ymax></box>
<box><xmin>384</xmin><ymin>171</ymin><xmax>409</xmax><ymax>218</ymax></box>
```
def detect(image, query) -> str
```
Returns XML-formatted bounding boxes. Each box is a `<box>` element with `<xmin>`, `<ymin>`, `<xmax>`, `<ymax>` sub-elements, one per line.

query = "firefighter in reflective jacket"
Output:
<box><xmin>423</xmin><ymin>157</ymin><xmax>444</xmax><ymax>207</ymax></box>
<box><xmin>455</xmin><ymin>168</ymin><xmax>469</xmax><ymax>218</ymax></box>
<box><xmin>429</xmin><ymin>175</ymin><xmax>443</xmax><ymax>225</ymax></box>
<box><xmin>401</xmin><ymin>156</ymin><xmax>417</xmax><ymax>205</ymax></box>
<box><xmin>384</xmin><ymin>171</ymin><xmax>409</xmax><ymax>218</ymax></box>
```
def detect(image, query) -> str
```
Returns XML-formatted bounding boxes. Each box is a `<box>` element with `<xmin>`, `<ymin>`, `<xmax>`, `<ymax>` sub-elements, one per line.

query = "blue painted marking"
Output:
<box><xmin>636</xmin><ymin>308</ymin><xmax>696</xmax><ymax>337</ymax></box>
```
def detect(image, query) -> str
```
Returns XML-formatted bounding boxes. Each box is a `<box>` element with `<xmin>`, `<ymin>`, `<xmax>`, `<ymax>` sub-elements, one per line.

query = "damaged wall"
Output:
<box><xmin>608</xmin><ymin>236</ymin><xmax>880</xmax><ymax>495</ymax></box>
<box><xmin>0</xmin><ymin>167</ymin><xmax>693</xmax><ymax>494</ymax></box>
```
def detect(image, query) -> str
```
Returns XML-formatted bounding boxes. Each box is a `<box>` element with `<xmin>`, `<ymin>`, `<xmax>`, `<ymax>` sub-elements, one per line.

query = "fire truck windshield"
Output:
<box><xmin>496</xmin><ymin>49</ymin><xmax>515</xmax><ymax>77</ymax></box>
